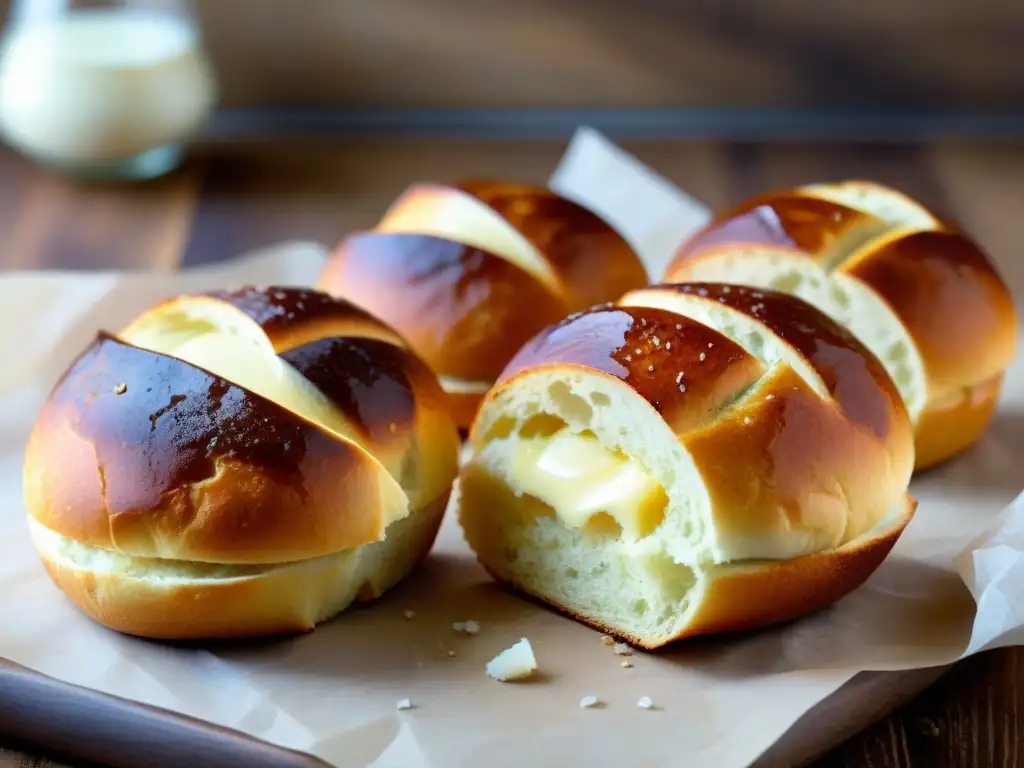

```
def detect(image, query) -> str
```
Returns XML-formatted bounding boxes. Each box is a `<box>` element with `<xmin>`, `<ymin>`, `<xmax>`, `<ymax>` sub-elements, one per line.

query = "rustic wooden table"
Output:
<box><xmin>0</xmin><ymin>137</ymin><xmax>1021</xmax><ymax>767</ymax></box>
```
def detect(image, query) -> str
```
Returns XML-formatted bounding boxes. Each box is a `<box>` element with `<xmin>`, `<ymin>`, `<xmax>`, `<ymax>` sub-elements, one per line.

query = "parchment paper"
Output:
<box><xmin>1</xmin><ymin>129</ymin><xmax>1022</xmax><ymax>768</ymax></box>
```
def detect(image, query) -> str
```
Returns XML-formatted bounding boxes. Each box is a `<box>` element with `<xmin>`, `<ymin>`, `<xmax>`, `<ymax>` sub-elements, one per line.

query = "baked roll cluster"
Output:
<box><xmin>664</xmin><ymin>180</ymin><xmax>1019</xmax><ymax>469</ymax></box>
<box><xmin>23</xmin><ymin>287</ymin><xmax>459</xmax><ymax>639</ymax></box>
<box><xmin>458</xmin><ymin>283</ymin><xmax>916</xmax><ymax>648</ymax></box>
<box><xmin>319</xmin><ymin>180</ymin><xmax>648</xmax><ymax>428</ymax></box>
<box><xmin>27</xmin><ymin>173</ymin><xmax>1012</xmax><ymax>648</ymax></box>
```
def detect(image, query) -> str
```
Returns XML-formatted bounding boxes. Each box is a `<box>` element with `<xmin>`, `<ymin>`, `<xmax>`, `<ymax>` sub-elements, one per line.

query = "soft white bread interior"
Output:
<box><xmin>319</xmin><ymin>180</ymin><xmax>648</xmax><ymax>429</ymax></box>
<box><xmin>458</xmin><ymin>283</ymin><xmax>915</xmax><ymax>648</ymax></box>
<box><xmin>664</xmin><ymin>180</ymin><xmax>1019</xmax><ymax>469</ymax></box>
<box><xmin>23</xmin><ymin>287</ymin><xmax>460</xmax><ymax>639</ymax></box>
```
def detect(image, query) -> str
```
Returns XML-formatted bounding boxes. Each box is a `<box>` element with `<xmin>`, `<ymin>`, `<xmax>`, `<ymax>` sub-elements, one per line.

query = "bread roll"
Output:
<box><xmin>318</xmin><ymin>179</ymin><xmax>648</xmax><ymax>428</ymax></box>
<box><xmin>23</xmin><ymin>287</ymin><xmax>460</xmax><ymax>639</ymax></box>
<box><xmin>458</xmin><ymin>282</ymin><xmax>915</xmax><ymax>648</ymax></box>
<box><xmin>663</xmin><ymin>180</ymin><xmax>1019</xmax><ymax>469</ymax></box>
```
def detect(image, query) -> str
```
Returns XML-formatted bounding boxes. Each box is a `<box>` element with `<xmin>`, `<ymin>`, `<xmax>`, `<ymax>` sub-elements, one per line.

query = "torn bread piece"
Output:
<box><xmin>458</xmin><ymin>283</ymin><xmax>915</xmax><ymax>649</ymax></box>
<box><xmin>486</xmin><ymin>638</ymin><xmax>538</xmax><ymax>681</ymax></box>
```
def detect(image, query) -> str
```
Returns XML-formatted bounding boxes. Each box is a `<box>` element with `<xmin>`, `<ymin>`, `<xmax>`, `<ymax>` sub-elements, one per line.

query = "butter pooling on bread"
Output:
<box><xmin>458</xmin><ymin>283</ymin><xmax>916</xmax><ymax>648</ymax></box>
<box><xmin>664</xmin><ymin>180</ymin><xmax>1019</xmax><ymax>469</ymax></box>
<box><xmin>23</xmin><ymin>287</ymin><xmax>460</xmax><ymax>639</ymax></box>
<box><xmin>318</xmin><ymin>180</ymin><xmax>648</xmax><ymax>428</ymax></box>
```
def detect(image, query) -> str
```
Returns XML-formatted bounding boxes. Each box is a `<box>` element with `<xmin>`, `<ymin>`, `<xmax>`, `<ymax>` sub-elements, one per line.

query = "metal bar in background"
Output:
<box><xmin>204</xmin><ymin>108</ymin><xmax>1024</xmax><ymax>142</ymax></box>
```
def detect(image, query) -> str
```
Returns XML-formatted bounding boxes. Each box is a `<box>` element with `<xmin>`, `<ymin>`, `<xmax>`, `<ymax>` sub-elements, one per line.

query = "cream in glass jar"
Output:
<box><xmin>0</xmin><ymin>0</ymin><xmax>216</xmax><ymax>179</ymax></box>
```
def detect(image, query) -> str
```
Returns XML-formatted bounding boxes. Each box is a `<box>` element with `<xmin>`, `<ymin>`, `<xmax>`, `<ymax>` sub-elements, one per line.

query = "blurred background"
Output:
<box><xmin>0</xmin><ymin>0</ymin><xmax>1021</xmax><ymax>270</ymax></box>
<box><xmin>1</xmin><ymin>0</ymin><xmax>1022</xmax><ymax>134</ymax></box>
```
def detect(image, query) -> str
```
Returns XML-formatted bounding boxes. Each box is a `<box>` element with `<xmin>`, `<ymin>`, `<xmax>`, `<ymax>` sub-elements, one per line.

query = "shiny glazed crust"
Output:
<box><xmin>319</xmin><ymin>180</ymin><xmax>648</xmax><ymax>427</ymax></box>
<box><xmin>663</xmin><ymin>181</ymin><xmax>1019</xmax><ymax>468</ymax></box>
<box><xmin>23</xmin><ymin>287</ymin><xmax>461</xmax><ymax>564</ymax></box>
<box><xmin>493</xmin><ymin>284</ymin><xmax>914</xmax><ymax>550</ymax></box>
<box><xmin>459</xmin><ymin>282</ymin><xmax>915</xmax><ymax>644</ymax></box>
<box><xmin>319</xmin><ymin>232</ymin><xmax>568</xmax><ymax>382</ymax></box>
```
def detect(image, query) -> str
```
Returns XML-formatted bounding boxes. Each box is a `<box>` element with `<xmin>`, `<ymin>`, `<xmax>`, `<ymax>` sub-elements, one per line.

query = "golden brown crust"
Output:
<box><xmin>670</xmin><ymin>498</ymin><xmax>912</xmax><ymax>642</ymax></box>
<box><xmin>633</xmin><ymin>284</ymin><xmax>912</xmax><ymax>548</ymax></box>
<box><xmin>278</xmin><ymin>334</ymin><xmax>459</xmax><ymax>509</ymax></box>
<box><xmin>672</xmin><ymin>191</ymin><xmax>891</xmax><ymax>269</ymax></box>
<box><xmin>23</xmin><ymin>334</ymin><xmax>398</xmax><ymax>563</ymax></box>
<box><xmin>35</xmin><ymin>493</ymin><xmax>449</xmax><ymax>641</ymax></box>
<box><xmin>683</xmin><ymin>365</ymin><xmax>905</xmax><ymax>551</ymax></box>
<box><xmin>842</xmin><ymin>229</ymin><xmax>1019</xmax><ymax>395</ymax></box>
<box><xmin>494</xmin><ymin>305</ymin><xmax>764</xmax><ymax>435</ymax></box>
<box><xmin>460</xmin><ymin>280</ymin><xmax>914</xmax><ymax>641</ymax></box>
<box><xmin>663</xmin><ymin>183</ymin><xmax>1019</xmax><ymax>468</ymax></box>
<box><xmin>634</xmin><ymin>283</ymin><xmax>909</xmax><ymax>440</ymax></box>
<box><xmin>24</xmin><ymin>287</ymin><xmax>460</xmax><ymax>564</ymax></box>
<box><xmin>484</xmin><ymin>284</ymin><xmax>913</xmax><ymax>553</ymax></box>
<box><xmin>319</xmin><ymin>232</ymin><xmax>568</xmax><ymax>382</ymax></box>
<box><xmin>913</xmin><ymin>373</ymin><xmax>1003</xmax><ymax>470</ymax></box>
<box><xmin>319</xmin><ymin>181</ymin><xmax>648</xmax><ymax>429</ymax></box>
<box><xmin>454</xmin><ymin>179</ymin><xmax>648</xmax><ymax>308</ymax></box>
<box><xmin>208</xmin><ymin>285</ymin><xmax>408</xmax><ymax>352</ymax></box>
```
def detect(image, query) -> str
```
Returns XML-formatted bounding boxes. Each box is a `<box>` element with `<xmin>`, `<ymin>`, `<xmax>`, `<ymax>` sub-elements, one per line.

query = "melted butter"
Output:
<box><xmin>504</xmin><ymin>430</ymin><xmax>666</xmax><ymax>539</ymax></box>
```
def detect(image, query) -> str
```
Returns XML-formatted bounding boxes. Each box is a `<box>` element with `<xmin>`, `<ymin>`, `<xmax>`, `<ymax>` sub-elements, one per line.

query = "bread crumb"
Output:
<box><xmin>486</xmin><ymin>638</ymin><xmax>537</xmax><ymax>682</ymax></box>
<box><xmin>396</xmin><ymin>698</ymin><xmax>413</xmax><ymax>710</ymax></box>
<box><xmin>637</xmin><ymin>696</ymin><xmax>654</xmax><ymax>709</ymax></box>
<box><xmin>612</xmin><ymin>643</ymin><xmax>633</xmax><ymax>656</ymax></box>
<box><xmin>620</xmin><ymin>660</ymin><xmax>633</xmax><ymax>669</ymax></box>
<box><xmin>579</xmin><ymin>695</ymin><xmax>601</xmax><ymax>709</ymax></box>
<box><xmin>452</xmin><ymin>620</ymin><xmax>480</xmax><ymax>635</ymax></box>
<box><xmin>743</xmin><ymin>416</ymin><xmax>752</xmax><ymax>425</ymax></box>
<box><xmin>404</xmin><ymin>609</ymin><xmax>416</xmax><ymax>620</ymax></box>
<box><xmin>114</xmin><ymin>383</ymin><xmax>127</xmax><ymax>395</ymax></box>
<box><xmin>600</xmin><ymin>635</ymin><xmax>614</xmax><ymax>646</ymax></box>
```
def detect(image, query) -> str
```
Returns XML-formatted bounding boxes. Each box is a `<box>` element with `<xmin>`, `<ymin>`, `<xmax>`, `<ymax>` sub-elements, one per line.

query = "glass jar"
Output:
<box><xmin>0</xmin><ymin>0</ymin><xmax>217</xmax><ymax>180</ymax></box>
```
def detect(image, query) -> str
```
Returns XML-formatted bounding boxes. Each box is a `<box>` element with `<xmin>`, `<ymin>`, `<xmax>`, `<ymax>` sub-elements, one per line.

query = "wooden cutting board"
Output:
<box><xmin>0</xmin><ymin>657</ymin><xmax>947</xmax><ymax>768</ymax></box>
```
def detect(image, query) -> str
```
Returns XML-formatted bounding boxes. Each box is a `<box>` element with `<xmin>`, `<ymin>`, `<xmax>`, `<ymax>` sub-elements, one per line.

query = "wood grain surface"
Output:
<box><xmin>1</xmin><ymin>0</ymin><xmax>1023</xmax><ymax>111</ymax></box>
<box><xmin>0</xmin><ymin>137</ymin><xmax>1022</xmax><ymax>767</ymax></box>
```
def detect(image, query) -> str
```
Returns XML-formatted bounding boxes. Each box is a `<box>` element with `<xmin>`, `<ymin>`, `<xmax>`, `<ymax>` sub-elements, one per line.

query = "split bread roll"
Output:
<box><xmin>23</xmin><ymin>287</ymin><xmax>460</xmax><ymax>639</ymax></box>
<box><xmin>663</xmin><ymin>180</ymin><xmax>1019</xmax><ymax>469</ymax></box>
<box><xmin>458</xmin><ymin>283</ymin><xmax>916</xmax><ymax>648</ymax></box>
<box><xmin>318</xmin><ymin>179</ymin><xmax>648</xmax><ymax>428</ymax></box>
